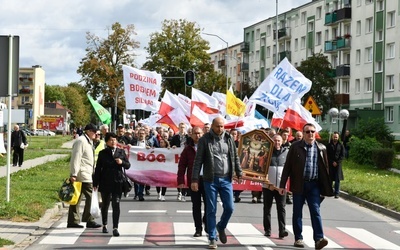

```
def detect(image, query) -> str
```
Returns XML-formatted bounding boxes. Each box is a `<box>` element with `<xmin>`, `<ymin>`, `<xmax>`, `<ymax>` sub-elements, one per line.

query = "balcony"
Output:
<box><xmin>273</xmin><ymin>28</ymin><xmax>291</xmax><ymax>40</ymax></box>
<box><xmin>336</xmin><ymin>7</ymin><xmax>352</xmax><ymax>22</ymax></box>
<box><xmin>218</xmin><ymin>59</ymin><xmax>226</xmax><ymax>68</ymax></box>
<box><xmin>19</xmin><ymin>88</ymin><xmax>33</xmax><ymax>94</ymax></box>
<box><xmin>336</xmin><ymin>64</ymin><xmax>350</xmax><ymax>78</ymax></box>
<box><xmin>335</xmin><ymin>93</ymin><xmax>350</xmax><ymax>105</ymax></box>
<box><xmin>336</xmin><ymin>37</ymin><xmax>351</xmax><ymax>50</ymax></box>
<box><xmin>324</xmin><ymin>41</ymin><xmax>337</xmax><ymax>53</ymax></box>
<box><xmin>279</xmin><ymin>51</ymin><xmax>291</xmax><ymax>62</ymax></box>
<box><xmin>325</xmin><ymin>12</ymin><xmax>337</xmax><ymax>25</ymax></box>
<box><xmin>240</xmin><ymin>42</ymin><xmax>250</xmax><ymax>52</ymax></box>
<box><xmin>240</xmin><ymin>63</ymin><xmax>249</xmax><ymax>72</ymax></box>
<box><xmin>327</xmin><ymin>69</ymin><xmax>336</xmax><ymax>78</ymax></box>
<box><xmin>19</xmin><ymin>77</ymin><xmax>33</xmax><ymax>83</ymax></box>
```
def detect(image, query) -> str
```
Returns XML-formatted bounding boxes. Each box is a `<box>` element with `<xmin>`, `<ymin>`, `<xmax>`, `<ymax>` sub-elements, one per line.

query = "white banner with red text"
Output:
<box><xmin>120</xmin><ymin>145</ymin><xmax>262</xmax><ymax>191</ymax></box>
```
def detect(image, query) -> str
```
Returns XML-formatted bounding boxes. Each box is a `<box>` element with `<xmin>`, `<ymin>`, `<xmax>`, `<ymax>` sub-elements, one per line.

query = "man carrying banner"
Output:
<box><xmin>191</xmin><ymin>117</ymin><xmax>242</xmax><ymax>249</ymax></box>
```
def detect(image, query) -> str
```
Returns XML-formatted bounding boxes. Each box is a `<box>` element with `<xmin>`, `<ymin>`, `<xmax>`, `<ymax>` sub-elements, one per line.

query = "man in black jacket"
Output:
<box><xmin>327</xmin><ymin>132</ymin><xmax>345</xmax><ymax>198</ymax></box>
<box><xmin>11</xmin><ymin>125</ymin><xmax>27</xmax><ymax>167</ymax></box>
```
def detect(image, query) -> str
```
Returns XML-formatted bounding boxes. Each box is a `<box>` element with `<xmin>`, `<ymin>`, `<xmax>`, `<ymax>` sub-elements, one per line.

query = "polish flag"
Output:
<box><xmin>158</xmin><ymin>90</ymin><xmax>185</xmax><ymax>116</ymax></box>
<box><xmin>156</xmin><ymin>108</ymin><xmax>190</xmax><ymax>133</ymax></box>
<box><xmin>190</xmin><ymin>105</ymin><xmax>220</xmax><ymax>128</ymax></box>
<box><xmin>271</xmin><ymin>100</ymin><xmax>322</xmax><ymax>133</ymax></box>
<box><xmin>176</xmin><ymin>94</ymin><xmax>191</xmax><ymax>118</ymax></box>
<box><xmin>211</xmin><ymin>91</ymin><xmax>227</xmax><ymax>115</ymax></box>
<box><xmin>191</xmin><ymin>88</ymin><xmax>219</xmax><ymax>114</ymax></box>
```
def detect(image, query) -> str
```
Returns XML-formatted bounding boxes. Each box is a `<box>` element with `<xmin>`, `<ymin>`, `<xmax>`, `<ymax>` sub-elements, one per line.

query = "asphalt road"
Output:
<box><xmin>25</xmin><ymin>190</ymin><xmax>400</xmax><ymax>249</ymax></box>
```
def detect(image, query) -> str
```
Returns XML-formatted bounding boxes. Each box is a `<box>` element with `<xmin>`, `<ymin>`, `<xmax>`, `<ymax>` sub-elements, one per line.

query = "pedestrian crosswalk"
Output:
<box><xmin>38</xmin><ymin>221</ymin><xmax>400</xmax><ymax>249</ymax></box>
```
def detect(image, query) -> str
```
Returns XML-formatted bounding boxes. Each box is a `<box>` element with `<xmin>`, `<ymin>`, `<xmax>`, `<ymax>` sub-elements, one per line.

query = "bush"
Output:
<box><xmin>351</xmin><ymin>118</ymin><xmax>394</xmax><ymax>147</ymax></box>
<box><xmin>371</xmin><ymin>148</ymin><xmax>395</xmax><ymax>169</ymax></box>
<box><xmin>317</xmin><ymin>130</ymin><xmax>330</xmax><ymax>146</ymax></box>
<box><xmin>349</xmin><ymin>136</ymin><xmax>382</xmax><ymax>165</ymax></box>
<box><xmin>393</xmin><ymin>141</ymin><xmax>400</xmax><ymax>153</ymax></box>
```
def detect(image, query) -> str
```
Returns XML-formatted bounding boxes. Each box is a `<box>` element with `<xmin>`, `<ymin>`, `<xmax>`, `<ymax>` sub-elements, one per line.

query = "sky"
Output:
<box><xmin>0</xmin><ymin>0</ymin><xmax>310</xmax><ymax>86</ymax></box>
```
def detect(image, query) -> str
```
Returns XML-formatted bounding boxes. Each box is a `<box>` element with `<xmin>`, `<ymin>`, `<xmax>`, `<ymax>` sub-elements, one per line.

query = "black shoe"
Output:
<box><xmin>86</xmin><ymin>222</ymin><xmax>102</xmax><ymax>228</ymax></box>
<box><xmin>145</xmin><ymin>190</ymin><xmax>150</xmax><ymax>195</ymax></box>
<box><xmin>193</xmin><ymin>230</ymin><xmax>202</xmax><ymax>237</ymax></box>
<box><xmin>334</xmin><ymin>195</ymin><xmax>339</xmax><ymax>199</ymax></box>
<box><xmin>113</xmin><ymin>228</ymin><xmax>120</xmax><ymax>237</ymax></box>
<box><xmin>217</xmin><ymin>225</ymin><xmax>227</xmax><ymax>244</ymax></box>
<box><xmin>102</xmin><ymin>226</ymin><xmax>108</xmax><ymax>233</ymax></box>
<box><xmin>139</xmin><ymin>196</ymin><xmax>145</xmax><ymax>201</ymax></box>
<box><xmin>286</xmin><ymin>197</ymin><xmax>293</xmax><ymax>204</ymax></box>
<box><xmin>234</xmin><ymin>197</ymin><xmax>241</xmax><ymax>203</ymax></box>
<box><xmin>279</xmin><ymin>230</ymin><xmax>289</xmax><ymax>239</ymax></box>
<box><xmin>19</xmin><ymin>165</ymin><xmax>22</xmax><ymax>167</ymax></box>
<box><xmin>133</xmin><ymin>195</ymin><xmax>138</xmax><ymax>200</ymax></box>
<box><xmin>264</xmin><ymin>231</ymin><xmax>271</xmax><ymax>237</ymax></box>
<box><xmin>67</xmin><ymin>223</ymin><xmax>84</xmax><ymax>228</ymax></box>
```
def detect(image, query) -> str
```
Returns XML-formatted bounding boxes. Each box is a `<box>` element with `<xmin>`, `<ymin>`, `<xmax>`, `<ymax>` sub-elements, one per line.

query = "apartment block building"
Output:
<box><xmin>232</xmin><ymin>0</ymin><xmax>400</xmax><ymax>138</ymax></box>
<box><xmin>12</xmin><ymin>65</ymin><xmax>45</xmax><ymax>130</ymax></box>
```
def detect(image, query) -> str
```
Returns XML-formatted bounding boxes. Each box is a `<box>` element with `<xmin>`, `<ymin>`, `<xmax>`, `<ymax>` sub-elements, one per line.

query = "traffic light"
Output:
<box><xmin>185</xmin><ymin>70</ymin><xmax>195</xmax><ymax>87</ymax></box>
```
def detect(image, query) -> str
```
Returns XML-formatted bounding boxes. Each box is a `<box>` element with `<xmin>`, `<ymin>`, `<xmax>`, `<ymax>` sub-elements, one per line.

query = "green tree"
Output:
<box><xmin>296</xmin><ymin>53</ymin><xmax>336</xmax><ymax>118</ymax></box>
<box><xmin>45</xmin><ymin>84</ymin><xmax>66</xmax><ymax>103</ymax></box>
<box><xmin>143</xmin><ymin>19</ymin><xmax>225</xmax><ymax>96</ymax></box>
<box><xmin>62</xmin><ymin>83</ymin><xmax>91</xmax><ymax>126</ymax></box>
<box><xmin>351</xmin><ymin>118</ymin><xmax>394</xmax><ymax>146</ymax></box>
<box><xmin>77</xmin><ymin>22</ymin><xmax>140</xmax><ymax>111</ymax></box>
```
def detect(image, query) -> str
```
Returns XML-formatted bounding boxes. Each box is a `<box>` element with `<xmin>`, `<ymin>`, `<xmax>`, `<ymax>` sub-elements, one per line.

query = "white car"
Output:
<box><xmin>35</xmin><ymin>129</ymin><xmax>56</xmax><ymax>136</ymax></box>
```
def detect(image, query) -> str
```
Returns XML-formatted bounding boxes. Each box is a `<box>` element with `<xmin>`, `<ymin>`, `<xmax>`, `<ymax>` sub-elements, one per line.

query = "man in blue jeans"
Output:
<box><xmin>279</xmin><ymin>123</ymin><xmax>333</xmax><ymax>249</ymax></box>
<box><xmin>191</xmin><ymin>117</ymin><xmax>242</xmax><ymax>249</ymax></box>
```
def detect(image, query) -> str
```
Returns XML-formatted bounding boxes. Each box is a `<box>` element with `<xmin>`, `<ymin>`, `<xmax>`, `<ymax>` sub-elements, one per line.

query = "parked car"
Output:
<box><xmin>21</xmin><ymin>128</ymin><xmax>35</xmax><ymax>136</ymax></box>
<box><xmin>35</xmin><ymin>129</ymin><xmax>56</xmax><ymax>136</ymax></box>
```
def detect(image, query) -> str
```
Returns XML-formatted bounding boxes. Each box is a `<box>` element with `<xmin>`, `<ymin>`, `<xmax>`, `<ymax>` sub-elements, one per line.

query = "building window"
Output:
<box><xmin>357</xmin><ymin>0</ymin><xmax>361</xmax><ymax>6</ymax></box>
<box><xmin>267</xmin><ymin>25</ymin><xmax>271</xmax><ymax>36</ymax></box>
<box><xmin>316</xmin><ymin>6</ymin><xmax>322</xmax><ymax>19</ymax></box>
<box><xmin>301</xmin><ymin>36</ymin><xmax>306</xmax><ymax>49</ymax></box>
<box><xmin>301</xmin><ymin>11</ymin><xmax>307</xmax><ymax>25</ymax></box>
<box><xmin>266</xmin><ymin>46</ymin><xmax>271</xmax><ymax>58</ymax></box>
<box><xmin>355</xmin><ymin>79</ymin><xmax>361</xmax><ymax>94</ymax></box>
<box><xmin>308</xmin><ymin>21</ymin><xmax>314</xmax><ymax>31</ymax></box>
<box><xmin>356</xmin><ymin>49</ymin><xmax>361</xmax><ymax>64</ymax></box>
<box><xmin>294</xmin><ymin>39</ymin><xmax>298</xmax><ymax>51</ymax></box>
<box><xmin>387</xmin><ymin>75</ymin><xmax>395</xmax><ymax>91</ymax></box>
<box><xmin>366</xmin><ymin>17</ymin><xmax>373</xmax><ymax>33</ymax></box>
<box><xmin>316</xmin><ymin>32</ymin><xmax>322</xmax><ymax>46</ymax></box>
<box><xmin>256</xmin><ymin>50</ymin><xmax>260</xmax><ymax>61</ymax></box>
<box><xmin>376</xmin><ymin>61</ymin><xmax>383</xmax><ymax>72</ymax></box>
<box><xmin>376</xmin><ymin>30</ymin><xmax>383</xmax><ymax>41</ymax></box>
<box><xmin>343</xmin><ymin>81</ymin><xmax>350</xmax><ymax>94</ymax></box>
<box><xmin>365</xmin><ymin>0</ymin><xmax>373</xmax><ymax>4</ymax></box>
<box><xmin>385</xmin><ymin>106</ymin><xmax>394</xmax><ymax>122</ymax></box>
<box><xmin>365</xmin><ymin>77</ymin><xmax>372</xmax><ymax>92</ymax></box>
<box><xmin>375</xmin><ymin>92</ymin><xmax>382</xmax><ymax>103</ymax></box>
<box><xmin>256</xmin><ymin>29</ymin><xmax>260</xmax><ymax>40</ymax></box>
<box><xmin>387</xmin><ymin>43</ymin><xmax>395</xmax><ymax>59</ymax></box>
<box><xmin>356</xmin><ymin>21</ymin><xmax>361</xmax><ymax>36</ymax></box>
<box><xmin>387</xmin><ymin>11</ymin><xmax>396</xmax><ymax>28</ymax></box>
<box><xmin>376</xmin><ymin>0</ymin><xmax>384</xmax><ymax>11</ymax></box>
<box><xmin>365</xmin><ymin>47</ymin><xmax>373</xmax><ymax>62</ymax></box>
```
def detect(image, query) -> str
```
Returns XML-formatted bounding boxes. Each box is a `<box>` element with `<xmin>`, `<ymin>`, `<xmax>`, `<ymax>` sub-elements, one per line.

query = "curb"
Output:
<box><xmin>339</xmin><ymin>191</ymin><xmax>400</xmax><ymax>221</ymax></box>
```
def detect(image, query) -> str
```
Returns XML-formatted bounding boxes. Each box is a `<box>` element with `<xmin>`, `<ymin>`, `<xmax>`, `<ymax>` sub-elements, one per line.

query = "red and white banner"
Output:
<box><xmin>191</xmin><ymin>88</ymin><xmax>219</xmax><ymax>114</ymax></box>
<box><xmin>123</xmin><ymin>146</ymin><xmax>261</xmax><ymax>191</ymax></box>
<box><xmin>122</xmin><ymin>65</ymin><xmax>161</xmax><ymax>112</ymax></box>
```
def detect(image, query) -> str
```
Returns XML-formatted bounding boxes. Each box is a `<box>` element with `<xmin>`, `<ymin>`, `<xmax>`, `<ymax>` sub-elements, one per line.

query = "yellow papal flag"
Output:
<box><xmin>226</xmin><ymin>86</ymin><xmax>246</xmax><ymax>116</ymax></box>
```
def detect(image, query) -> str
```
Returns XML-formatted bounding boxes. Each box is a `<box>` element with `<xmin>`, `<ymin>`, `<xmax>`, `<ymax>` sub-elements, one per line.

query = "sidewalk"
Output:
<box><xmin>0</xmin><ymin>140</ymin><xmax>74</xmax><ymax>249</ymax></box>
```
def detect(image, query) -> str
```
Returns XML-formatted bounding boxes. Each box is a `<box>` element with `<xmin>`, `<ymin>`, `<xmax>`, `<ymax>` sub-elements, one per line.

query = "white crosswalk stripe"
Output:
<box><xmin>38</xmin><ymin>221</ymin><xmax>400</xmax><ymax>249</ymax></box>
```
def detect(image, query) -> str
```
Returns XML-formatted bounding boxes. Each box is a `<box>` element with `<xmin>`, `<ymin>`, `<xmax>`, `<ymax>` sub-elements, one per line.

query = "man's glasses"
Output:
<box><xmin>96</xmin><ymin>133</ymin><xmax>101</xmax><ymax>136</ymax></box>
<box><xmin>305</xmin><ymin>130</ymin><xmax>316</xmax><ymax>134</ymax></box>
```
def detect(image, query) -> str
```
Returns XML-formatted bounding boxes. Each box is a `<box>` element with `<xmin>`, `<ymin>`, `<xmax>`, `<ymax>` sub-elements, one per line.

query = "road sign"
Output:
<box><xmin>304</xmin><ymin>96</ymin><xmax>322</xmax><ymax>115</ymax></box>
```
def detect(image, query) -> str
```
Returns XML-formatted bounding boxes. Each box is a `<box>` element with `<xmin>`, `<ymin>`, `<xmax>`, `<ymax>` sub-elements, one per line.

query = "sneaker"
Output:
<box><xmin>157</xmin><ymin>193</ymin><xmax>162</xmax><ymax>200</ymax></box>
<box><xmin>161</xmin><ymin>195</ymin><xmax>166</xmax><ymax>201</ymax></box>
<box><xmin>252</xmin><ymin>197</ymin><xmax>257</xmax><ymax>203</ymax></box>
<box><xmin>315</xmin><ymin>238</ymin><xmax>328</xmax><ymax>249</ymax></box>
<box><xmin>217</xmin><ymin>225</ymin><xmax>227</xmax><ymax>244</ymax></box>
<box><xmin>193</xmin><ymin>229</ymin><xmax>202</xmax><ymax>237</ymax></box>
<box><xmin>177</xmin><ymin>192</ymin><xmax>182</xmax><ymax>201</ymax></box>
<box><xmin>208</xmin><ymin>239</ymin><xmax>217</xmax><ymax>249</ymax></box>
<box><xmin>257</xmin><ymin>198</ymin><xmax>262</xmax><ymax>203</ymax></box>
<box><xmin>181</xmin><ymin>196</ymin><xmax>186</xmax><ymax>202</ymax></box>
<box><xmin>294</xmin><ymin>239</ymin><xmax>305</xmax><ymax>248</ymax></box>
<box><xmin>67</xmin><ymin>223</ymin><xmax>84</xmax><ymax>228</ymax></box>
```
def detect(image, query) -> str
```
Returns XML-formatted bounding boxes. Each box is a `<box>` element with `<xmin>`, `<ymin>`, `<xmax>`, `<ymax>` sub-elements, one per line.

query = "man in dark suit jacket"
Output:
<box><xmin>279</xmin><ymin>123</ymin><xmax>333</xmax><ymax>249</ymax></box>
<box><xmin>11</xmin><ymin>125</ymin><xmax>27</xmax><ymax>167</ymax></box>
<box><xmin>327</xmin><ymin>132</ymin><xmax>345</xmax><ymax>198</ymax></box>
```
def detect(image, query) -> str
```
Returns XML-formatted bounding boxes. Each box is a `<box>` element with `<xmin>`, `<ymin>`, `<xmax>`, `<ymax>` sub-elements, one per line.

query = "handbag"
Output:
<box><xmin>90</xmin><ymin>190</ymin><xmax>101</xmax><ymax>218</ymax></box>
<box><xmin>58</xmin><ymin>178</ymin><xmax>82</xmax><ymax>205</ymax></box>
<box><xmin>122</xmin><ymin>168</ymin><xmax>132</xmax><ymax>197</ymax></box>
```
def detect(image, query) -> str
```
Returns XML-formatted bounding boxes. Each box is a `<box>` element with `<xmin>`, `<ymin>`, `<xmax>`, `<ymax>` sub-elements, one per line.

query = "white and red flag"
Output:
<box><xmin>189</xmin><ymin>105</ymin><xmax>220</xmax><ymax>128</ymax></box>
<box><xmin>156</xmin><ymin>108</ymin><xmax>190</xmax><ymax>133</ymax></box>
<box><xmin>191</xmin><ymin>88</ymin><xmax>219</xmax><ymax>114</ymax></box>
<box><xmin>158</xmin><ymin>90</ymin><xmax>185</xmax><ymax>116</ymax></box>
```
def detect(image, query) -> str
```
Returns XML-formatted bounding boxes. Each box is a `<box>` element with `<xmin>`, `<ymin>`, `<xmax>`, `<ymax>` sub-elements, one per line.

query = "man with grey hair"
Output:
<box><xmin>11</xmin><ymin>124</ymin><xmax>27</xmax><ymax>167</ymax></box>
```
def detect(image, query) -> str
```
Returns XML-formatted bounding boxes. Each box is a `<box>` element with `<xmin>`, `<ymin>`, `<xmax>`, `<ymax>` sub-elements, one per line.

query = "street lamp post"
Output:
<box><xmin>203</xmin><ymin>32</ymin><xmax>229</xmax><ymax>91</ymax></box>
<box><xmin>328</xmin><ymin>108</ymin><xmax>349</xmax><ymax>143</ymax></box>
<box><xmin>127</xmin><ymin>114</ymin><xmax>136</xmax><ymax>130</ymax></box>
<box><xmin>114</xmin><ymin>84</ymin><xmax>124</xmax><ymax>133</ymax></box>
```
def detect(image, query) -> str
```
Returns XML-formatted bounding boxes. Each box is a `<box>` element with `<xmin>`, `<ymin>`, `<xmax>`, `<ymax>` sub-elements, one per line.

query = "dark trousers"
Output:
<box><xmin>134</xmin><ymin>182</ymin><xmax>144</xmax><ymax>197</ymax></box>
<box><xmin>68</xmin><ymin>182</ymin><xmax>95</xmax><ymax>224</ymax></box>
<box><xmin>101</xmin><ymin>191</ymin><xmax>122</xmax><ymax>229</ymax></box>
<box><xmin>262</xmin><ymin>188</ymin><xmax>286</xmax><ymax>234</ymax></box>
<box><xmin>156</xmin><ymin>187</ymin><xmax>167</xmax><ymax>195</ymax></box>
<box><xmin>12</xmin><ymin>147</ymin><xmax>24</xmax><ymax>166</ymax></box>
<box><xmin>191</xmin><ymin>178</ymin><xmax>207</xmax><ymax>232</ymax></box>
